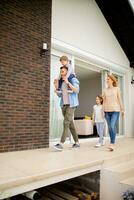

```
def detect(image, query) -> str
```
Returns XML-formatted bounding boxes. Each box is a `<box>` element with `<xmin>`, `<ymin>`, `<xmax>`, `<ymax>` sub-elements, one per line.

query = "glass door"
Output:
<box><xmin>49</xmin><ymin>55</ymin><xmax>63</xmax><ymax>141</ymax></box>
<box><xmin>101</xmin><ymin>70</ymin><xmax>109</xmax><ymax>137</ymax></box>
<box><xmin>116</xmin><ymin>75</ymin><xmax>124</xmax><ymax>136</ymax></box>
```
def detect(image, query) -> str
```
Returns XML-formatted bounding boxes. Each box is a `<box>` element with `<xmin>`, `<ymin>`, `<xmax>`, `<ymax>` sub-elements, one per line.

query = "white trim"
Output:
<box><xmin>71</xmin><ymin>55</ymin><xmax>75</xmax><ymax>71</ymax></box>
<box><xmin>128</xmin><ymin>0</ymin><xmax>134</xmax><ymax>12</ymax></box>
<box><xmin>51</xmin><ymin>48</ymin><xmax>72</xmax><ymax>60</ymax></box>
<box><xmin>75</xmin><ymin>57</ymin><xmax>102</xmax><ymax>73</ymax></box>
<box><xmin>52</xmin><ymin>38</ymin><xmax>129</xmax><ymax>75</ymax></box>
<box><xmin>50</xmin><ymin>39</ymin><xmax>128</xmax><ymax>140</ymax></box>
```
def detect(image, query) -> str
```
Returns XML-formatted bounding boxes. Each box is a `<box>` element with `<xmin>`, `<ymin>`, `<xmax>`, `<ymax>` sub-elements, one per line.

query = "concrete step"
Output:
<box><xmin>100</xmin><ymin>160</ymin><xmax>134</xmax><ymax>200</ymax></box>
<box><xmin>104</xmin><ymin>160</ymin><xmax>134</xmax><ymax>180</ymax></box>
<box><xmin>120</xmin><ymin>176</ymin><xmax>134</xmax><ymax>198</ymax></box>
<box><xmin>103</xmin><ymin>151</ymin><xmax>134</xmax><ymax>168</ymax></box>
<box><xmin>120</xmin><ymin>176</ymin><xmax>134</xmax><ymax>187</ymax></box>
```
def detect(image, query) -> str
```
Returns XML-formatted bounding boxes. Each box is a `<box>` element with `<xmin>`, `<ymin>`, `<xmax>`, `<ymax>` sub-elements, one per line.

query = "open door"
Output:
<box><xmin>49</xmin><ymin>55</ymin><xmax>63</xmax><ymax>141</ymax></box>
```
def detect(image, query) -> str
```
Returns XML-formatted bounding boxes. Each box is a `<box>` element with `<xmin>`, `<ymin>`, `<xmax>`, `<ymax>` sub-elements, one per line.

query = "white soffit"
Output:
<box><xmin>128</xmin><ymin>0</ymin><xmax>134</xmax><ymax>12</ymax></box>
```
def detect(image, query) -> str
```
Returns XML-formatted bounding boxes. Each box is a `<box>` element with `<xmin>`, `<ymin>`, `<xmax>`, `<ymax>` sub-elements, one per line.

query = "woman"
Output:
<box><xmin>102</xmin><ymin>74</ymin><xmax>124</xmax><ymax>151</ymax></box>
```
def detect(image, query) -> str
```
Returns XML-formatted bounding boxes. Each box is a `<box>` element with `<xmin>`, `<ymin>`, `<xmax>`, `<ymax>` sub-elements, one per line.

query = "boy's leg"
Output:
<box><xmin>68</xmin><ymin>74</ymin><xmax>75</xmax><ymax>83</ymax></box>
<box><xmin>67</xmin><ymin>74</ymin><xmax>76</xmax><ymax>90</ymax></box>
<box><xmin>58</xmin><ymin>78</ymin><xmax>63</xmax><ymax>90</ymax></box>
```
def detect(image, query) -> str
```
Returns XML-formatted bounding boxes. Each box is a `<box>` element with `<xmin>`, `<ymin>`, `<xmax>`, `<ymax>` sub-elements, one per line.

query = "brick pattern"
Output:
<box><xmin>0</xmin><ymin>0</ymin><xmax>51</xmax><ymax>152</ymax></box>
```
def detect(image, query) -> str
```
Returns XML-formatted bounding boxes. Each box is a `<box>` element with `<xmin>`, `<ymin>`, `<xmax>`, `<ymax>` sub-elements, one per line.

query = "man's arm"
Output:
<box><xmin>63</xmin><ymin>77</ymin><xmax>79</xmax><ymax>93</ymax></box>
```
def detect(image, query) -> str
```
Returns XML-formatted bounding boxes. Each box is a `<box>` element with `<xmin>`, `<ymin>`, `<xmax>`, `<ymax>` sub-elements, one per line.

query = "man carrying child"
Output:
<box><xmin>54</xmin><ymin>57</ymin><xmax>80</xmax><ymax>151</ymax></box>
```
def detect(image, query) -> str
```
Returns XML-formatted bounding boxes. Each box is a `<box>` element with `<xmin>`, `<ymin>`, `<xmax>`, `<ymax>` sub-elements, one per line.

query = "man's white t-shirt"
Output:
<box><xmin>61</xmin><ymin>82</ymin><xmax>70</xmax><ymax>105</ymax></box>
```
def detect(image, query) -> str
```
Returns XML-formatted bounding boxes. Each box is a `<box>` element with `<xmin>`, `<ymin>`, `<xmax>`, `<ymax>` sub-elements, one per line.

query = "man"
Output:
<box><xmin>54</xmin><ymin>65</ymin><xmax>80</xmax><ymax>151</ymax></box>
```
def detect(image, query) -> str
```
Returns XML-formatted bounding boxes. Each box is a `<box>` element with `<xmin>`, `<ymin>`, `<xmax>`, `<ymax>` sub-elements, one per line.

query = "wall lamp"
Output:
<box><xmin>40</xmin><ymin>43</ymin><xmax>48</xmax><ymax>57</ymax></box>
<box><xmin>131</xmin><ymin>75</ymin><xmax>134</xmax><ymax>84</ymax></box>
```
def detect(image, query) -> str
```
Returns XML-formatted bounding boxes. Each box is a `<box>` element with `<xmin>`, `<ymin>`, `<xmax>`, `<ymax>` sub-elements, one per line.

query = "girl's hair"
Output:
<box><xmin>96</xmin><ymin>95</ymin><xmax>103</xmax><ymax>104</ymax></box>
<box><xmin>108</xmin><ymin>74</ymin><xmax>118</xmax><ymax>87</ymax></box>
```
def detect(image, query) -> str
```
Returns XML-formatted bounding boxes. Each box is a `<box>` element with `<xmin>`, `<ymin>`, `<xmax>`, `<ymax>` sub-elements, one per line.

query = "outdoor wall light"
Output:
<box><xmin>131</xmin><ymin>75</ymin><xmax>134</xmax><ymax>84</ymax></box>
<box><xmin>40</xmin><ymin>42</ymin><xmax>48</xmax><ymax>57</ymax></box>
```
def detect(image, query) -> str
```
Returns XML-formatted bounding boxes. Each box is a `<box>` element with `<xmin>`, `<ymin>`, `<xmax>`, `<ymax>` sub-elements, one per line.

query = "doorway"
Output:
<box><xmin>49</xmin><ymin>54</ymin><xmax>124</xmax><ymax>143</ymax></box>
<box><xmin>75</xmin><ymin>60</ymin><xmax>102</xmax><ymax>119</ymax></box>
<box><xmin>74</xmin><ymin>59</ymin><xmax>102</xmax><ymax>139</ymax></box>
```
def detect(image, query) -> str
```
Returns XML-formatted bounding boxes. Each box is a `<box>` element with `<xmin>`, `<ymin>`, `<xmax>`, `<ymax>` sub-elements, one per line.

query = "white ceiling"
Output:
<box><xmin>75</xmin><ymin>65</ymin><xmax>101</xmax><ymax>80</ymax></box>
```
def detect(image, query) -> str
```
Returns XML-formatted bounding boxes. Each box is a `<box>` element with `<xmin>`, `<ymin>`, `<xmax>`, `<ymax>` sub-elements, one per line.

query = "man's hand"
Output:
<box><xmin>62</xmin><ymin>77</ymin><xmax>69</xmax><ymax>84</ymax></box>
<box><xmin>62</xmin><ymin>76</ymin><xmax>78</xmax><ymax>93</ymax></box>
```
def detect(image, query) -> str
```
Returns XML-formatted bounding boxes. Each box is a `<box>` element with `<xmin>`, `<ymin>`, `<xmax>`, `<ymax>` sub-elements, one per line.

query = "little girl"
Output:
<box><xmin>92</xmin><ymin>95</ymin><xmax>105</xmax><ymax>147</ymax></box>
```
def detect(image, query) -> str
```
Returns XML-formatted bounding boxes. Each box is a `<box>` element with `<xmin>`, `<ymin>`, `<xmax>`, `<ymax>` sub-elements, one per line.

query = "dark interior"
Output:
<box><xmin>96</xmin><ymin>0</ymin><xmax>134</xmax><ymax>68</ymax></box>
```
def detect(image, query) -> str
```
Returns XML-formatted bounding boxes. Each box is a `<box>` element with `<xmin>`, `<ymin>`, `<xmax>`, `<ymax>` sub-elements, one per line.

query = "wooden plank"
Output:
<box><xmin>43</xmin><ymin>190</ymin><xmax>64</xmax><ymax>200</ymax></box>
<box><xmin>49</xmin><ymin>188</ymin><xmax>79</xmax><ymax>200</ymax></box>
<box><xmin>41</xmin><ymin>197</ymin><xmax>52</xmax><ymax>200</ymax></box>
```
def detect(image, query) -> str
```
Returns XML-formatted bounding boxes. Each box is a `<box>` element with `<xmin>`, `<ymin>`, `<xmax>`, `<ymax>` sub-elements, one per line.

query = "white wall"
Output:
<box><xmin>75</xmin><ymin>75</ymin><xmax>102</xmax><ymax>117</ymax></box>
<box><xmin>52</xmin><ymin>0</ymin><xmax>129</xmax><ymax>68</ymax></box>
<box><xmin>52</xmin><ymin>0</ymin><xmax>134</xmax><ymax>137</ymax></box>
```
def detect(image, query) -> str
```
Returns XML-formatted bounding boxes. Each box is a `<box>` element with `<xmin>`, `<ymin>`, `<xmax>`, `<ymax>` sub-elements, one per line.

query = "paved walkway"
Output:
<box><xmin>0</xmin><ymin>137</ymin><xmax>134</xmax><ymax>199</ymax></box>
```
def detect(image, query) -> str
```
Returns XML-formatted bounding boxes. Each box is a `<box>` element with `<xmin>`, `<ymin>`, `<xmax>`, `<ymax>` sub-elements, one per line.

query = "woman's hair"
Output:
<box><xmin>96</xmin><ymin>95</ymin><xmax>103</xmax><ymax>104</ymax></box>
<box><xmin>108</xmin><ymin>74</ymin><xmax>118</xmax><ymax>87</ymax></box>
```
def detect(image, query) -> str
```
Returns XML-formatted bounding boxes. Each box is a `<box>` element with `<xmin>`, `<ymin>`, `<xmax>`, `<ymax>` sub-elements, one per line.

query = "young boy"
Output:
<box><xmin>54</xmin><ymin>56</ymin><xmax>76</xmax><ymax>90</ymax></box>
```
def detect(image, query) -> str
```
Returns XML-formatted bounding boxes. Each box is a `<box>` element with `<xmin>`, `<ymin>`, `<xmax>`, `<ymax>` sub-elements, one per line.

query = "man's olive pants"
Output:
<box><xmin>60</xmin><ymin>105</ymin><xmax>79</xmax><ymax>143</ymax></box>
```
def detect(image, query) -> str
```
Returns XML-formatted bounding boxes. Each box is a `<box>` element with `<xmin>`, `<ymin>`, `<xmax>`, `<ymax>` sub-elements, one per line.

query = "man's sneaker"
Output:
<box><xmin>54</xmin><ymin>144</ymin><xmax>63</xmax><ymax>151</ymax></box>
<box><xmin>95</xmin><ymin>143</ymin><xmax>101</xmax><ymax>148</ymax></box>
<box><xmin>72</xmin><ymin>143</ymin><xmax>80</xmax><ymax>148</ymax></box>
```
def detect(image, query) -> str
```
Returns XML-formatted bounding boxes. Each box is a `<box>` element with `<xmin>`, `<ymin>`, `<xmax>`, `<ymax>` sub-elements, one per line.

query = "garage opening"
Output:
<box><xmin>11</xmin><ymin>170</ymin><xmax>100</xmax><ymax>200</ymax></box>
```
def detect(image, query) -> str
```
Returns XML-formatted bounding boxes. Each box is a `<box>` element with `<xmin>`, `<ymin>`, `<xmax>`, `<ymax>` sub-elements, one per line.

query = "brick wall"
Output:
<box><xmin>0</xmin><ymin>0</ymin><xmax>51</xmax><ymax>152</ymax></box>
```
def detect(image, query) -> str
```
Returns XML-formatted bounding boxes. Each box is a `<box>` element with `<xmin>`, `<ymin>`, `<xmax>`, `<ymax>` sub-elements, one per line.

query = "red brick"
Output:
<box><xmin>0</xmin><ymin>0</ymin><xmax>51</xmax><ymax>152</ymax></box>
